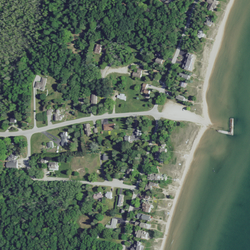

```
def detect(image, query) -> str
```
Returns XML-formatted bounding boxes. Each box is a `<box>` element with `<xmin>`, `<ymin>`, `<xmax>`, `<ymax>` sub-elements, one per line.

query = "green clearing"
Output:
<box><xmin>110</xmin><ymin>75</ymin><xmax>153</xmax><ymax>113</ymax></box>
<box><xmin>31</xmin><ymin>133</ymin><xmax>51</xmax><ymax>154</ymax></box>
<box><xmin>57</xmin><ymin>162</ymin><xmax>71</xmax><ymax>177</ymax></box>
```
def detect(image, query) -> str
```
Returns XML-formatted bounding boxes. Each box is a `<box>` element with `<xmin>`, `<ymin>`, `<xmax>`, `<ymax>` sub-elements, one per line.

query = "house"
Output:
<box><xmin>117</xmin><ymin>93</ymin><xmax>127</xmax><ymax>101</ymax></box>
<box><xmin>147</xmin><ymin>173</ymin><xmax>166</xmax><ymax>181</ymax></box>
<box><xmin>159</xmin><ymin>144</ymin><xmax>168</xmax><ymax>153</ymax></box>
<box><xmin>103</xmin><ymin>123</ymin><xmax>115</xmax><ymax>131</ymax></box>
<box><xmin>132</xmin><ymin>68</ymin><xmax>142</xmax><ymax>78</ymax></box>
<box><xmin>155</xmin><ymin>58</ymin><xmax>164</xmax><ymax>64</ymax></box>
<box><xmin>106</xmin><ymin>218</ymin><xmax>118</xmax><ymax>229</ymax></box>
<box><xmin>136</xmin><ymin>213</ymin><xmax>151</xmax><ymax>221</ymax></box>
<box><xmin>179</xmin><ymin>73</ymin><xmax>191</xmax><ymax>80</ymax></box>
<box><xmin>102</xmin><ymin>153</ymin><xmax>109</xmax><ymax>161</ymax></box>
<box><xmin>145</xmin><ymin>182</ymin><xmax>159</xmax><ymax>190</ymax></box>
<box><xmin>93</xmin><ymin>192</ymin><xmax>103</xmax><ymax>200</ymax></box>
<box><xmin>182</xmin><ymin>53</ymin><xmax>196</xmax><ymax>72</ymax></box>
<box><xmin>179</xmin><ymin>82</ymin><xmax>187</xmax><ymax>88</ymax></box>
<box><xmin>197</xmin><ymin>30</ymin><xmax>206</xmax><ymax>39</ymax></box>
<box><xmin>60</xmin><ymin>132</ymin><xmax>69</xmax><ymax>146</ymax></box>
<box><xmin>6</xmin><ymin>161</ymin><xmax>18</xmax><ymax>169</ymax></box>
<box><xmin>176</xmin><ymin>95</ymin><xmax>187</xmax><ymax>102</ymax></box>
<box><xmin>206</xmin><ymin>0</ymin><xmax>217</xmax><ymax>11</ymax></box>
<box><xmin>54</xmin><ymin>109</ymin><xmax>64</xmax><ymax>121</ymax></box>
<box><xmin>90</xmin><ymin>94</ymin><xmax>98</xmax><ymax>104</ymax></box>
<box><xmin>84</xmin><ymin>123</ymin><xmax>92</xmax><ymax>136</ymax></box>
<box><xmin>135</xmin><ymin>230</ymin><xmax>149</xmax><ymax>240</ymax></box>
<box><xmin>117</xmin><ymin>194</ymin><xmax>124</xmax><ymax>207</ymax></box>
<box><xmin>46</xmin><ymin>141</ymin><xmax>54</xmax><ymax>149</ymax></box>
<box><xmin>10</xmin><ymin>118</ymin><xmax>17</xmax><ymax>123</ymax></box>
<box><xmin>139</xmin><ymin>223</ymin><xmax>151</xmax><ymax>229</ymax></box>
<box><xmin>48</xmin><ymin>162</ymin><xmax>59</xmax><ymax>172</ymax></box>
<box><xmin>135</xmin><ymin>222</ymin><xmax>151</xmax><ymax>229</ymax></box>
<box><xmin>124</xmin><ymin>135</ymin><xmax>138</xmax><ymax>143</ymax></box>
<box><xmin>205</xmin><ymin>17</ymin><xmax>213</xmax><ymax>27</ymax></box>
<box><xmin>105</xmin><ymin>191</ymin><xmax>113</xmax><ymax>199</ymax></box>
<box><xmin>141</xmin><ymin>83</ymin><xmax>151</xmax><ymax>97</ymax></box>
<box><xmin>130</xmin><ymin>241</ymin><xmax>144</xmax><ymax>250</ymax></box>
<box><xmin>94</xmin><ymin>44</ymin><xmax>102</xmax><ymax>54</ymax></box>
<box><xmin>7</xmin><ymin>154</ymin><xmax>18</xmax><ymax>161</ymax></box>
<box><xmin>142</xmin><ymin>202</ymin><xmax>153</xmax><ymax>213</ymax></box>
<box><xmin>94</xmin><ymin>127</ymin><xmax>98</xmax><ymax>133</ymax></box>
<box><xmin>47</xmin><ymin>109</ymin><xmax>53</xmax><ymax>116</ymax></box>
<box><xmin>34</xmin><ymin>77</ymin><xmax>47</xmax><ymax>91</ymax></box>
<box><xmin>171</xmin><ymin>48</ymin><xmax>180</xmax><ymax>64</ymax></box>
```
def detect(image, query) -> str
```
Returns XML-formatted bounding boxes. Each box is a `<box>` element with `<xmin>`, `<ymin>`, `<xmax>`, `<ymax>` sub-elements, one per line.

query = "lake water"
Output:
<box><xmin>165</xmin><ymin>1</ymin><xmax>250</xmax><ymax>250</ymax></box>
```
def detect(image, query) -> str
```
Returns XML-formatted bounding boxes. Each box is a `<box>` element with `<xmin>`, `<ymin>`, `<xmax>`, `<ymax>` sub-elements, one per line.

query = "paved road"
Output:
<box><xmin>101</xmin><ymin>66</ymin><xmax>129</xmax><ymax>78</ymax></box>
<box><xmin>0</xmin><ymin>102</ymin><xmax>211</xmax><ymax>159</ymax></box>
<box><xmin>36</xmin><ymin>176</ymin><xmax>136</xmax><ymax>190</ymax></box>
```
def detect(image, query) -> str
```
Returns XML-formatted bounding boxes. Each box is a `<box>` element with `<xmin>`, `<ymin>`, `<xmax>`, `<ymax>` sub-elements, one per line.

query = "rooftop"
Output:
<box><xmin>103</xmin><ymin>123</ymin><xmax>115</xmax><ymax>131</ymax></box>
<box><xmin>91</xmin><ymin>94</ymin><xmax>98</xmax><ymax>104</ymax></box>
<box><xmin>106</xmin><ymin>218</ymin><xmax>118</xmax><ymax>229</ymax></box>
<box><xmin>48</xmin><ymin>162</ymin><xmax>59</xmax><ymax>171</ymax></box>
<box><xmin>105</xmin><ymin>191</ymin><xmax>113</xmax><ymax>199</ymax></box>
<box><xmin>135</xmin><ymin>230</ymin><xmax>149</xmax><ymax>240</ymax></box>
<box><xmin>6</xmin><ymin>160</ymin><xmax>18</xmax><ymax>169</ymax></box>
<box><xmin>117</xmin><ymin>194</ymin><xmax>124</xmax><ymax>207</ymax></box>
<box><xmin>182</xmin><ymin>53</ymin><xmax>196</xmax><ymax>72</ymax></box>
<box><xmin>34</xmin><ymin>77</ymin><xmax>47</xmax><ymax>91</ymax></box>
<box><xmin>93</xmin><ymin>192</ymin><xmax>103</xmax><ymax>200</ymax></box>
<box><xmin>132</xmin><ymin>68</ymin><xmax>142</xmax><ymax>78</ymax></box>
<box><xmin>94</xmin><ymin>44</ymin><xmax>102</xmax><ymax>54</ymax></box>
<box><xmin>60</xmin><ymin>132</ymin><xmax>69</xmax><ymax>147</ymax></box>
<box><xmin>117</xmin><ymin>93</ymin><xmax>127</xmax><ymax>101</ymax></box>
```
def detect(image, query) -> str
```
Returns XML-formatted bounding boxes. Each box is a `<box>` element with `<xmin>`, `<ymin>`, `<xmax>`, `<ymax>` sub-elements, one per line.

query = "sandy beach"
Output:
<box><xmin>159</xmin><ymin>1</ymin><xmax>235</xmax><ymax>249</ymax></box>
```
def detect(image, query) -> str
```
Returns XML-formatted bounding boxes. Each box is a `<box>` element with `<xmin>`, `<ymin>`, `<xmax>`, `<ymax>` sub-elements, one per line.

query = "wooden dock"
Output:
<box><xmin>217</xmin><ymin>118</ymin><xmax>234</xmax><ymax>136</ymax></box>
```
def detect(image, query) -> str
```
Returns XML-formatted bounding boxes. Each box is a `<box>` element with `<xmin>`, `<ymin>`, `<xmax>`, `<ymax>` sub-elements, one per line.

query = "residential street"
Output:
<box><xmin>0</xmin><ymin>102</ymin><xmax>211</xmax><ymax>159</ymax></box>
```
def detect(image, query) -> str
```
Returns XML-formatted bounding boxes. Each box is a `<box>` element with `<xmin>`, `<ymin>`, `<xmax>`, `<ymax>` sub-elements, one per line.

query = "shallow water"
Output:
<box><xmin>165</xmin><ymin>1</ymin><xmax>250</xmax><ymax>250</ymax></box>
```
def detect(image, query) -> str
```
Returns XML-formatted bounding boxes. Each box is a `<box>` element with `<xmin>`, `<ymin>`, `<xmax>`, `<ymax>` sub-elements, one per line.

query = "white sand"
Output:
<box><xmin>160</xmin><ymin>1</ymin><xmax>235</xmax><ymax>249</ymax></box>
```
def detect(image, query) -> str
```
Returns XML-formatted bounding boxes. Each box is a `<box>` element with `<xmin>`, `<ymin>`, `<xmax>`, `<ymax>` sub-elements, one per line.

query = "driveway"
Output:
<box><xmin>101</xmin><ymin>66</ymin><xmax>129</xmax><ymax>78</ymax></box>
<box><xmin>42</xmin><ymin>131</ymin><xmax>61</xmax><ymax>146</ymax></box>
<box><xmin>147</xmin><ymin>84</ymin><xmax>166</xmax><ymax>93</ymax></box>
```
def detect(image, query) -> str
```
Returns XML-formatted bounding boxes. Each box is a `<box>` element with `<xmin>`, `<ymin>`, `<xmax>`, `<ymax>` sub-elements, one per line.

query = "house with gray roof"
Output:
<box><xmin>117</xmin><ymin>194</ymin><xmax>124</xmax><ymax>207</ymax></box>
<box><xmin>155</xmin><ymin>58</ymin><xmax>164</xmax><ymax>64</ymax></box>
<box><xmin>105</xmin><ymin>191</ymin><xmax>113</xmax><ymax>199</ymax></box>
<box><xmin>46</xmin><ymin>141</ymin><xmax>54</xmax><ymax>149</ymax></box>
<box><xmin>147</xmin><ymin>173</ymin><xmax>166</xmax><ymax>181</ymax></box>
<box><xmin>10</xmin><ymin>118</ymin><xmax>17</xmax><ymax>123</ymax></box>
<box><xmin>84</xmin><ymin>123</ymin><xmax>92</xmax><ymax>136</ymax></box>
<box><xmin>91</xmin><ymin>94</ymin><xmax>98</xmax><ymax>104</ymax></box>
<box><xmin>182</xmin><ymin>53</ymin><xmax>196</xmax><ymax>72</ymax></box>
<box><xmin>60</xmin><ymin>132</ymin><xmax>69</xmax><ymax>147</ymax></box>
<box><xmin>179</xmin><ymin>73</ymin><xmax>191</xmax><ymax>80</ymax></box>
<box><xmin>206</xmin><ymin>0</ymin><xmax>217</xmax><ymax>11</ymax></box>
<box><xmin>48</xmin><ymin>162</ymin><xmax>59</xmax><ymax>172</ymax></box>
<box><xmin>54</xmin><ymin>109</ymin><xmax>64</xmax><ymax>121</ymax></box>
<box><xmin>135</xmin><ymin>230</ymin><xmax>149</xmax><ymax>240</ymax></box>
<box><xmin>93</xmin><ymin>192</ymin><xmax>103</xmax><ymax>200</ymax></box>
<box><xmin>145</xmin><ymin>182</ymin><xmax>159</xmax><ymax>191</ymax></box>
<box><xmin>6</xmin><ymin>161</ymin><xmax>18</xmax><ymax>169</ymax></box>
<box><xmin>205</xmin><ymin>17</ymin><xmax>213</xmax><ymax>27</ymax></box>
<box><xmin>132</xmin><ymin>68</ymin><xmax>142</xmax><ymax>78</ymax></box>
<box><xmin>130</xmin><ymin>241</ymin><xmax>144</xmax><ymax>250</ymax></box>
<box><xmin>102</xmin><ymin>153</ymin><xmax>109</xmax><ymax>161</ymax></box>
<box><xmin>106</xmin><ymin>218</ymin><xmax>118</xmax><ymax>229</ymax></box>
<box><xmin>142</xmin><ymin>202</ymin><xmax>153</xmax><ymax>213</ymax></box>
<box><xmin>117</xmin><ymin>93</ymin><xmax>127</xmax><ymax>101</ymax></box>
<box><xmin>94</xmin><ymin>44</ymin><xmax>102</xmax><ymax>54</ymax></box>
<box><xmin>179</xmin><ymin>82</ymin><xmax>187</xmax><ymax>88</ymax></box>
<box><xmin>34</xmin><ymin>77</ymin><xmax>47</xmax><ymax>91</ymax></box>
<box><xmin>176</xmin><ymin>95</ymin><xmax>187</xmax><ymax>102</ymax></box>
<box><xmin>136</xmin><ymin>213</ymin><xmax>151</xmax><ymax>221</ymax></box>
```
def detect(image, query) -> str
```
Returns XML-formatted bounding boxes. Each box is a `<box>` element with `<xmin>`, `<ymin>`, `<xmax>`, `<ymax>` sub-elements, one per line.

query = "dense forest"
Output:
<box><xmin>0</xmin><ymin>169</ymin><xmax>122</xmax><ymax>250</ymax></box>
<box><xmin>0</xmin><ymin>0</ymin><xmax>218</xmax><ymax>124</ymax></box>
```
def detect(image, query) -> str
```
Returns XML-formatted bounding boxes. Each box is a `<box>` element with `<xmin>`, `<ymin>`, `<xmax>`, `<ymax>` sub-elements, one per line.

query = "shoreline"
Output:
<box><xmin>159</xmin><ymin>1</ymin><xmax>235</xmax><ymax>249</ymax></box>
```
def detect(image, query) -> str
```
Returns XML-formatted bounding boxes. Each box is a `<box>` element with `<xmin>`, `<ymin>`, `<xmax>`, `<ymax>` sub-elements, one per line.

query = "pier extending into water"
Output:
<box><xmin>217</xmin><ymin>118</ymin><xmax>234</xmax><ymax>136</ymax></box>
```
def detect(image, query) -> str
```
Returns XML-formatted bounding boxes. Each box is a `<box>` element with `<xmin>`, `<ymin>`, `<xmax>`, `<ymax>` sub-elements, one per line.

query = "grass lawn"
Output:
<box><xmin>71</xmin><ymin>154</ymin><xmax>104</xmax><ymax>181</ymax></box>
<box><xmin>31</xmin><ymin>133</ymin><xmax>51</xmax><ymax>154</ymax></box>
<box><xmin>57</xmin><ymin>162</ymin><xmax>71</xmax><ymax>177</ymax></box>
<box><xmin>78</xmin><ymin>215</ymin><xmax>91</xmax><ymax>229</ymax></box>
<box><xmin>110</xmin><ymin>75</ymin><xmax>153</xmax><ymax>113</ymax></box>
<box><xmin>36</xmin><ymin>118</ymin><xmax>47</xmax><ymax>128</ymax></box>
